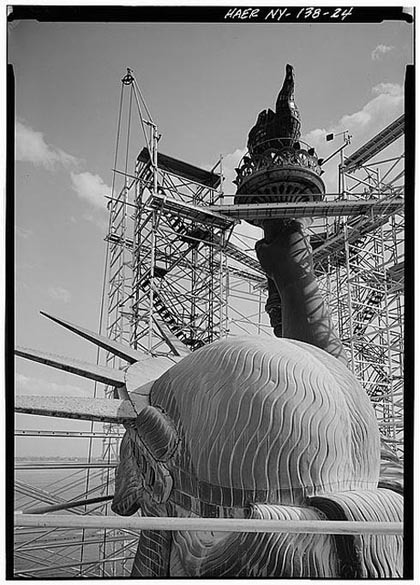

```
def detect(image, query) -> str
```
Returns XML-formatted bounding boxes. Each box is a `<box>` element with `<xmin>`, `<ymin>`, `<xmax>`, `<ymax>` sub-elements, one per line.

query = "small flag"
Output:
<box><xmin>326</xmin><ymin>133</ymin><xmax>334</xmax><ymax>142</ymax></box>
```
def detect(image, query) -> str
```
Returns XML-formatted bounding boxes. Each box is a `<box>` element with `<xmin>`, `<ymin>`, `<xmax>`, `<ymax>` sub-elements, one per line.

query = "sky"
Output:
<box><xmin>9</xmin><ymin>13</ymin><xmax>413</xmax><ymax>457</ymax></box>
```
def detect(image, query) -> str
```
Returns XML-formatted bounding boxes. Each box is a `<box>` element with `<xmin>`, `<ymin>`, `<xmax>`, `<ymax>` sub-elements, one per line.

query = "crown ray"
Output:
<box><xmin>40</xmin><ymin>311</ymin><xmax>143</xmax><ymax>364</ymax></box>
<box><xmin>15</xmin><ymin>395</ymin><xmax>149</xmax><ymax>422</ymax></box>
<box><xmin>15</xmin><ymin>347</ymin><xmax>126</xmax><ymax>387</ymax></box>
<box><xmin>125</xmin><ymin>355</ymin><xmax>182</xmax><ymax>395</ymax></box>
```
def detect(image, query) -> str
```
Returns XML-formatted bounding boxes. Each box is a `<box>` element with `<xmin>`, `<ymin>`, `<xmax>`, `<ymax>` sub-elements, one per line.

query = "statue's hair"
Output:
<box><xmin>171</xmin><ymin>503</ymin><xmax>338</xmax><ymax>578</ymax></box>
<box><xmin>151</xmin><ymin>337</ymin><xmax>380</xmax><ymax>505</ymax></box>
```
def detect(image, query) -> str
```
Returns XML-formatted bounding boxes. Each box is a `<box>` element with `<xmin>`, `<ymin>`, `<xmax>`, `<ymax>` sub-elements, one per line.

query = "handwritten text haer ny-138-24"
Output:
<box><xmin>224</xmin><ymin>7</ymin><xmax>354</xmax><ymax>21</ymax></box>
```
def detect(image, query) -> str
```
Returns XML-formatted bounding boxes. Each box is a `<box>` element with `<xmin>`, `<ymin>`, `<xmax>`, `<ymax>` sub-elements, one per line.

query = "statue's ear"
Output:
<box><xmin>135</xmin><ymin>405</ymin><xmax>179</xmax><ymax>462</ymax></box>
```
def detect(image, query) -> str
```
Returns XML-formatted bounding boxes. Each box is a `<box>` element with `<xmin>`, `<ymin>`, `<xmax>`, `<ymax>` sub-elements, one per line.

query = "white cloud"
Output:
<box><xmin>16</xmin><ymin>373</ymin><xmax>91</xmax><ymax>398</ymax></box>
<box><xmin>48</xmin><ymin>285</ymin><xmax>71</xmax><ymax>304</ymax></box>
<box><xmin>371</xmin><ymin>82</ymin><xmax>402</xmax><ymax>97</ymax></box>
<box><xmin>70</xmin><ymin>171</ymin><xmax>110</xmax><ymax>210</ymax></box>
<box><xmin>305</xmin><ymin>82</ymin><xmax>403</xmax><ymax>145</ymax></box>
<box><xmin>16</xmin><ymin>121</ymin><xmax>110</xmax><ymax>226</ymax></box>
<box><xmin>16</xmin><ymin>121</ymin><xmax>79</xmax><ymax>170</ymax></box>
<box><xmin>341</xmin><ymin>83</ymin><xmax>403</xmax><ymax>144</ymax></box>
<box><xmin>371</xmin><ymin>44</ymin><xmax>394</xmax><ymax>61</ymax></box>
<box><xmin>302</xmin><ymin>82</ymin><xmax>403</xmax><ymax>193</ymax></box>
<box><xmin>221</xmin><ymin>147</ymin><xmax>247</xmax><ymax>199</ymax></box>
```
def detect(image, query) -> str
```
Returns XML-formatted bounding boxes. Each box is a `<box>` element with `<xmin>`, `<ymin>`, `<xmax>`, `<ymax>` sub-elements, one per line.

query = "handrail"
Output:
<box><xmin>14</xmin><ymin>513</ymin><xmax>403</xmax><ymax>535</ymax></box>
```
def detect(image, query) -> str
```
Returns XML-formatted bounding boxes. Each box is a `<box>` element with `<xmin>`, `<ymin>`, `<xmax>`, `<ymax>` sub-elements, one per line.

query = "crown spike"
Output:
<box><xmin>15</xmin><ymin>347</ymin><xmax>126</xmax><ymax>388</ymax></box>
<box><xmin>40</xmin><ymin>311</ymin><xmax>143</xmax><ymax>364</ymax></box>
<box><xmin>15</xmin><ymin>395</ymin><xmax>146</xmax><ymax>423</ymax></box>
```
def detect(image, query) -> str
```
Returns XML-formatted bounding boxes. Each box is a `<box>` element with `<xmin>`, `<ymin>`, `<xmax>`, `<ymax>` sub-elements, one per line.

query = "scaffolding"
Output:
<box><xmin>105</xmin><ymin>72</ymin><xmax>274</xmax><ymax>360</ymax></box>
<box><xmin>131</xmin><ymin>150</ymin><xmax>232</xmax><ymax>354</ymax></box>
<box><xmin>104</xmin><ymin>73</ymin><xmax>405</xmax><ymax>452</ymax></box>
<box><xmin>314</xmin><ymin>121</ymin><xmax>405</xmax><ymax>457</ymax></box>
<box><xmin>13</xmin><ymin>71</ymin><xmax>405</xmax><ymax>577</ymax></box>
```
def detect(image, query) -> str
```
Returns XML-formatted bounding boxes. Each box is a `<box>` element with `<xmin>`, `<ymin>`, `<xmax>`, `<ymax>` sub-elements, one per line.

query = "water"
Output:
<box><xmin>14</xmin><ymin>463</ymin><xmax>136</xmax><ymax>577</ymax></box>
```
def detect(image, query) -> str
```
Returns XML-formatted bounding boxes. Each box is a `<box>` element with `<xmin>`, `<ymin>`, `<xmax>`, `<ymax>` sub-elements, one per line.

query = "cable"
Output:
<box><xmin>79</xmin><ymin>77</ymin><xmax>126</xmax><ymax>575</ymax></box>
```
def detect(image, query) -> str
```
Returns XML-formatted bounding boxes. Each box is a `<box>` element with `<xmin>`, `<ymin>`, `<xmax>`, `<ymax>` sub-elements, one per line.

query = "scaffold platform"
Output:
<box><xmin>137</xmin><ymin>147</ymin><xmax>221</xmax><ymax>189</ymax></box>
<box><xmin>210</xmin><ymin>197</ymin><xmax>404</xmax><ymax>221</ymax></box>
<box><xmin>148</xmin><ymin>193</ymin><xmax>237</xmax><ymax>228</ymax></box>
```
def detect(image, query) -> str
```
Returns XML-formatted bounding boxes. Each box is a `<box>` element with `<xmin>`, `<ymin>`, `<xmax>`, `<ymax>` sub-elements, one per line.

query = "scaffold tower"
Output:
<box><xmin>105</xmin><ymin>70</ymin><xmax>275</xmax><ymax>361</ymax></box>
<box><xmin>316</xmin><ymin>116</ymin><xmax>405</xmax><ymax>458</ymax></box>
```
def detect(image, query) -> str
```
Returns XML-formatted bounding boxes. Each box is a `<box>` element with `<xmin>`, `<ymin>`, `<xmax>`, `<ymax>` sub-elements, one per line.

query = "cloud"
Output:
<box><xmin>371</xmin><ymin>44</ymin><xmax>394</xmax><ymax>61</ymax></box>
<box><xmin>48</xmin><ymin>285</ymin><xmax>71</xmax><ymax>304</ymax></box>
<box><xmin>70</xmin><ymin>171</ymin><xmax>111</xmax><ymax>210</ymax></box>
<box><xmin>221</xmin><ymin>147</ymin><xmax>247</xmax><ymax>200</ymax></box>
<box><xmin>16</xmin><ymin>120</ymin><xmax>110</xmax><ymax>226</ymax></box>
<box><xmin>304</xmin><ymin>82</ymin><xmax>403</xmax><ymax>145</ymax></box>
<box><xmin>16</xmin><ymin>121</ymin><xmax>79</xmax><ymax>170</ymax></box>
<box><xmin>16</xmin><ymin>373</ymin><xmax>91</xmax><ymax>398</ymax></box>
<box><xmin>302</xmin><ymin>82</ymin><xmax>403</xmax><ymax>192</ymax></box>
<box><xmin>371</xmin><ymin>82</ymin><xmax>402</xmax><ymax>97</ymax></box>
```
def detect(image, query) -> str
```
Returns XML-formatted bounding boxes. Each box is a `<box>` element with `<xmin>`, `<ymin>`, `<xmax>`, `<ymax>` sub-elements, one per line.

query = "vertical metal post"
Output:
<box><xmin>148</xmin><ymin>211</ymin><xmax>156</xmax><ymax>353</ymax></box>
<box><xmin>380</xmin><ymin>220</ymin><xmax>397</xmax><ymax>439</ymax></box>
<box><xmin>223</xmin><ymin>232</ymin><xmax>230</xmax><ymax>339</ymax></box>
<box><xmin>147</xmin><ymin>122</ymin><xmax>159</xmax><ymax>353</ymax></box>
<box><xmin>219</xmin><ymin>154</ymin><xmax>224</xmax><ymax>204</ymax></box>
<box><xmin>343</xmin><ymin>222</ymin><xmax>355</xmax><ymax>374</ymax></box>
